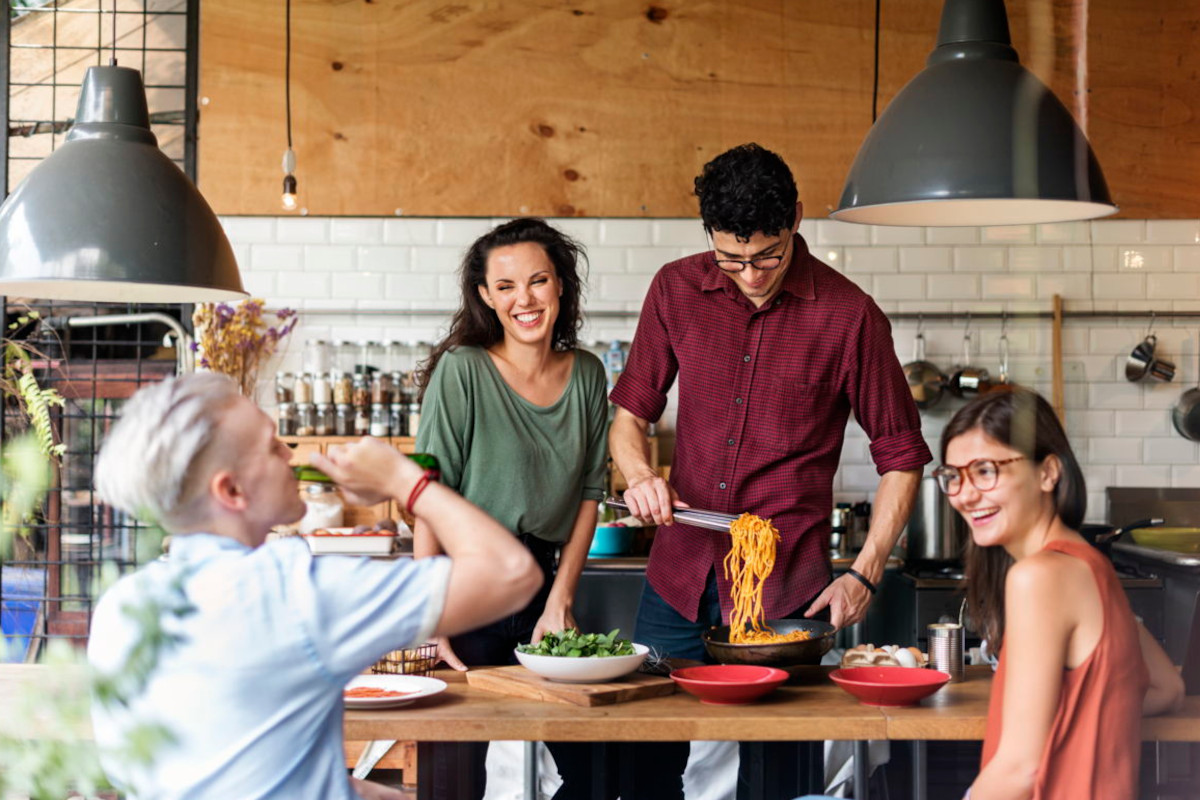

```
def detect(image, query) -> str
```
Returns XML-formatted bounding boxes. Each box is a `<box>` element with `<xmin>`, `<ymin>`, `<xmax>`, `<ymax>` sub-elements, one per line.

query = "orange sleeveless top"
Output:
<box><xmin>981</xmin><ymin>538</ymin><xmax>1149</xmax><ymax>799</ymax></box>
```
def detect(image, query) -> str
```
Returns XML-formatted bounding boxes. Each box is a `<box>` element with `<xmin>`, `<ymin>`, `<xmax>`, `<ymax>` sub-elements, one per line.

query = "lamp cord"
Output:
<box><xmin>871</xmin><ymin>0</ymin><xmax>880</xmax><ymax>123</ymax></box>
<box><xmin>286</xmin><ymin>0</ymin><xmax>293</xmax><ymax>149</ymax></box>
<box><xmin>109</xmin><ymin>0</ymin><xmax>117</xmax><ymax>66</ymax></box>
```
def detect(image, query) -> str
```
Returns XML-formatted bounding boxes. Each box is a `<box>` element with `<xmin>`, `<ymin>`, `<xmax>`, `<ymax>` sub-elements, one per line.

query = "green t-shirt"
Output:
<box><xmin>415</xmin><ymin>346</ymin><xmax>609</xmax><ymax>544</ymax></box>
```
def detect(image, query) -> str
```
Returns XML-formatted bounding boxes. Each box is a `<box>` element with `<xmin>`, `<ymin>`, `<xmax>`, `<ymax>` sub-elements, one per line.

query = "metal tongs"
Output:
<box><xmin>604</xmin><ymin>497</ymin><xmax>737</xmax><ymax>533</ymax></box>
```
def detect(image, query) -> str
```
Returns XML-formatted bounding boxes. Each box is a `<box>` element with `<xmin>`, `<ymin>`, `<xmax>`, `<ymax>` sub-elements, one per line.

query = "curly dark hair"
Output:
<box><xmin>416</xmin><ymin>218</ymin><xmax>587</xmax><ymax>402</ymax></box>
<box><xmin>694</xmin><ymin>143</ymin><xmax>798</xmax><ymax>240</ymax></box>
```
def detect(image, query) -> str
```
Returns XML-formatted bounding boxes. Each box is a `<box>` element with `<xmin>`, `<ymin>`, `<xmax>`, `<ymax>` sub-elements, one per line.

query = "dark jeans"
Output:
<box><xmin>425</xmin><ymin>535</ymin><xmax>605</xmax><ymax>800</ymax></box>
<box><xmin>624</xmin><ymin>571</ymin><xmax>828</xmax><ymax>800</ymax></box>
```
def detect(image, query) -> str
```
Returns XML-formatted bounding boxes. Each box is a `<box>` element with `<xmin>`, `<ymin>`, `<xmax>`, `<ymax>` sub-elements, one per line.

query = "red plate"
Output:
<box><xmin>829</xmin><ymin>666</ymin><xmax>950</xmax><ymax>707</ymax></box>
<box><xmin>670</xmin><ymin>664</ymin><xmax>789</xmax><ymax>705</ymax></box>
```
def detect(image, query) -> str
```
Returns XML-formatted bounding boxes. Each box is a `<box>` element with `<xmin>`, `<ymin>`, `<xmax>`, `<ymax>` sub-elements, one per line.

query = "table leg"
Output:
<box><xmin>853</xmin><ymin>740</ymin><xmax>870</xmax><ymax>799</ymax></box>
<box><xmin>524</xmin><ymin>740</ymin><xmax>538</xmax><ymax>800</ymax></box>
<box><xmin>912</xmin><ymin>740</ymin><xmax>927</xmax><ymax>800</ymax></box>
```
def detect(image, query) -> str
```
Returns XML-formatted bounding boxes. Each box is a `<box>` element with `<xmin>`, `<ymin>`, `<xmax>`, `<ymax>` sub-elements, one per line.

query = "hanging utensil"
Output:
<box><xmin>997</xmin><ymin>316</ymin><xmax>1011</xmax><ymax>385</ymax></box>
<box><xmin>948</xmin><ymin>317</ymin><xmax>989</xmax><ymax>397</ymax></box>
<box><xmin>1172</xmin><ymin>328</ymin><xmax>1200</xmax><ymax>441</ymax></box>
<box><xmin>1127</xmin><ymin>313</ymin><xmax>1176</xmax><ymax>383</ymax></box>
<box><xmin>902</xmin><ymin>320</ymin><xmax>946</xmax><ymax>410</ymax></box>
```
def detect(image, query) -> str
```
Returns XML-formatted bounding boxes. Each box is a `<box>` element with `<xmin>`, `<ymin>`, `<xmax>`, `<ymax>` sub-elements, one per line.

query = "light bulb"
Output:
<box><xmin>282</xmin><ymin>173</ymin><xmax>297</xmax><ymax>211</ymax></box>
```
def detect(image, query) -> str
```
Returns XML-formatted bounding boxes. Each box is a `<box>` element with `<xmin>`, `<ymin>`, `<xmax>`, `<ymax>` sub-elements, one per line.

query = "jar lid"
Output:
<box><xmin>277</xmin><ymin>371</ymin><xmax>295</xmax><ymax>379</ymax></box>
<box><xmin>305</xmin><ymin>483</ymin><xmax>336</xmax><ymax>494</ymax></box>
<box><xmin>296</xmin><ymin>402</ymin><xmax>315</xmax><ymax>409</ymax></box>
<box><xmin>335</xmin><ymin>403</ymin><xmax>352</xmax><ymax>410</ymax></box>
<box><xmin>278</xmin><ymin>401</ymin><xmax>295</xmax><ymax>410</ymax></box>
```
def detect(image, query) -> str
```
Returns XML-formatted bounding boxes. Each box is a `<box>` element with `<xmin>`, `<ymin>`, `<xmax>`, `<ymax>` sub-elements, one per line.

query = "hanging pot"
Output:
<box><xmin>947</xmin><ymin>331</ymin><xmax>989</xmax><ymax>397</ymax></box>
<box><xmin>903</xmin><ymin>331</ymin><xmax>946</xmax><ymax>410</ymax></box>
<box><xmin>1172</xmin><ymin>329</ymin><xmax>1200</xmax><ymax>441</ymax></box>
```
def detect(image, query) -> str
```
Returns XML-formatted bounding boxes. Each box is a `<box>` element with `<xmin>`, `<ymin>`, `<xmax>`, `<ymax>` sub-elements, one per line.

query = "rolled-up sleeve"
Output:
<box><xmin>844</xmin><ymin>302</ymin><xmax>932</xmax><ymax>475</ymax></box>
<box><xmin>610</xmin><ymin>273</ymin><xmax>678</xmax><ymax>423</ymax></box>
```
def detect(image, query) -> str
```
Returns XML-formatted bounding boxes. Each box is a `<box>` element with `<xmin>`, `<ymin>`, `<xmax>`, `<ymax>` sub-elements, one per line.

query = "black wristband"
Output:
<box><xmin>845</xmin><ymin>568</ymin><xmax>877</xmax><ymax>595</ymax></box>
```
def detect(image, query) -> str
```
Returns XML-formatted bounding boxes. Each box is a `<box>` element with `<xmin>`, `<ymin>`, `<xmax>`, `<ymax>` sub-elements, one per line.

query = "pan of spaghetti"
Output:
<box><xmin>701</xmin><ymin>512</ymin><xmax>836</xmax><ymax>668</ymax></box>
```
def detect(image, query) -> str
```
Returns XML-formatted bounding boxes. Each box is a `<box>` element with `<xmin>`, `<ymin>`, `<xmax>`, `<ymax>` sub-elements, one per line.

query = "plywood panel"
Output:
<box><xmin>196</xmin><ymin>0</ymin><xmax>1200</xmax><ymax>218</ymax></box>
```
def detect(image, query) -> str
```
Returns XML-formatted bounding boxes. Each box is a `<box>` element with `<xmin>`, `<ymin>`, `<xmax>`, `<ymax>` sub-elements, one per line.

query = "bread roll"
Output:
<box><xmin>840</xmin><ymin>643</ymin><xmax>928</xmax><ymax>668</ymax></box>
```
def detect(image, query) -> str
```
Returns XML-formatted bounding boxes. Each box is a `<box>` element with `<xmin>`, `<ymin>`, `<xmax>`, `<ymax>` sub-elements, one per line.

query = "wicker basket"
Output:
<box><xmin>372</xmin><ymin>642</ymin><xmax>438</xmax><ymax>676</ymax></box>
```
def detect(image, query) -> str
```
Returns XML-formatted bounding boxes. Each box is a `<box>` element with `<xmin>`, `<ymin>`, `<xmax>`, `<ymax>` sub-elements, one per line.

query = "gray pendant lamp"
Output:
<box><xmin>832</xmin><ymin>0</ymin><xmax>1118</xmax><ymax>227</ymax></box>
<box><xmin>0</xmin><ymin>65</ymin><xmax>247</xmax><ymax>302</ymax></box>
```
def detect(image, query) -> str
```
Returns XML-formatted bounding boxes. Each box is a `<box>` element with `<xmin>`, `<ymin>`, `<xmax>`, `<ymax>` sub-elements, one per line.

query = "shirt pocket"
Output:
<box><xmin>751</xmin><ymin>379</ymin><xmax>839</xmax><ymax>456</ymax></box>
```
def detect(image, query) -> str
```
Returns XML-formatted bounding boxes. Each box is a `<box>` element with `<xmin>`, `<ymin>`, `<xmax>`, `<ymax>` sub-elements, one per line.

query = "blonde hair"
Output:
<box><xmin>95</xmin><ymin>373</ymin><xmax>240</xmax><ymax>532</ymax></box>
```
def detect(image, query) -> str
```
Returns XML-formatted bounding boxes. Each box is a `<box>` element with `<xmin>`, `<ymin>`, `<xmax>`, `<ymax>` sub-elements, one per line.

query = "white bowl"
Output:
<box><xmin>514</xmin><ymin>643</ymin><xmax>649</xmax><ymax>683</ymax></box>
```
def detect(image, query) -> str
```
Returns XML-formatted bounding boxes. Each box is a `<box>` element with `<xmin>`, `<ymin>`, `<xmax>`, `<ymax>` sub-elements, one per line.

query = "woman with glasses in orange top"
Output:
<box><xmin>936</xmin><ymin>388</ymin><xmax>1183</xmax><ymax>800</ymax></box>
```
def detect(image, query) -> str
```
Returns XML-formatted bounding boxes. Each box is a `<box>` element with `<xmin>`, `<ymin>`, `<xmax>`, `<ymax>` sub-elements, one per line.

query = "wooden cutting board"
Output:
<box><xmin>465</xmin><ymin>665</ymin><xmax>677</xmax><ymax>707</ymax></box>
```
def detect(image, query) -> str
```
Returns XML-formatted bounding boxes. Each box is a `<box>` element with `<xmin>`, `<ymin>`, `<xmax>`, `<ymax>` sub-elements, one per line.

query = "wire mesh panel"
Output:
<box><xmin>2</xmin><ymin>301</ymin><xmax>187</xmax><ymax>659</ymax></box>
<box><xmin>0</xmin><ymin>0</ymin><xmax>199</xmax><ymax>659</ymax></box>
<box><xmin>6</xmin><ymin>0</ymin><xmax>192</xmax><ymax>194</ymax></box>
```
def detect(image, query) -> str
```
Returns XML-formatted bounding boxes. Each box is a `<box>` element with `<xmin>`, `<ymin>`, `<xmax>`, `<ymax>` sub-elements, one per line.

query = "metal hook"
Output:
<box><xmin>1146</xmin><ymin>311</ymin><xmax>1157</xmax><ymax>338</ymax></box>
<box><xmin>916</xmin><ymin>313</ymin><xmax>925</xmax><ymax>337</ymax></box>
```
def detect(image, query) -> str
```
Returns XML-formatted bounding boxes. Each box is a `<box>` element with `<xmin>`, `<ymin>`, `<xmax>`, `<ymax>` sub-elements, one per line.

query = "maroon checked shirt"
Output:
<box><xmin>610</xmin><ymin>234</ymin><xmax>931</xmax><ymax>623</ymax></box>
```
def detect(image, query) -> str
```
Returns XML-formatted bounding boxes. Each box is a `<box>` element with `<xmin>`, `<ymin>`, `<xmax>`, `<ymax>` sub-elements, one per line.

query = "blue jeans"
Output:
<box><xmin>625</xmin><ymin>572</ymin><xmax>827</xmax><ymax>800</ymax></box>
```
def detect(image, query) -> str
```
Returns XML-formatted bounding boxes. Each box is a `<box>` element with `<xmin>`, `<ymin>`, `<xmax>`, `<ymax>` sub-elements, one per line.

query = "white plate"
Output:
<box><xmin>343</xmin><ymin>674</ymin><xmax>447</xmax><ymax>709</ymax></box>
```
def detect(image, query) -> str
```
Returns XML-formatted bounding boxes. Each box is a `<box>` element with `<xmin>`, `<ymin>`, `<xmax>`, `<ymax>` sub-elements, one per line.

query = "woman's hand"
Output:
<box><xmin>311</xmin><ymin>438</ymin><xmax>419</xmax><ymax>506</ymax></box>
<box><xmin>532</xmin><ymin>604</ymin><xmax>577</xmax><ymax>645</ymax></box>
<box><xmin>350</xmin><ymin>776</ymin><xmax>412</xmax><ymax>800</ymax></box>
<box><xmin>429</xmin><ymin>635</ymin><xmax>468</xmax><ymax>672</ymax></box>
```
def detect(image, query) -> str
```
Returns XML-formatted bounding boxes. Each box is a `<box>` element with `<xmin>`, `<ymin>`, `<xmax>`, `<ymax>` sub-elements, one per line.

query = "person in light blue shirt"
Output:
<box><xmin>88</xmin><ymin>373</ymin><xmax>542</xmax><ymax>800</ymax></box>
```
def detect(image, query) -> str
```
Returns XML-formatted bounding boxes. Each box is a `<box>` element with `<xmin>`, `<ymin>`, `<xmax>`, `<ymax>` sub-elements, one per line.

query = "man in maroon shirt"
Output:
<box><xmin>609</xmin><ymin>143</ymin><xmax>930</xmax><ymax>798</ymax></box>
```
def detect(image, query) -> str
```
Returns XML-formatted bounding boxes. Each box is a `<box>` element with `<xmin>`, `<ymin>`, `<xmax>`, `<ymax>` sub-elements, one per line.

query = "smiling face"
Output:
<box><xmin>709</xmin><ymin>227</ymin><xmax>794</xmax><ymax>307</ymax></box>
<box><xmin>943</xmin><ymin>427</ymin><xmax>1061</xmax><ymax>557</ymax></box>
<box><xmin>477</xmin><ymin>241</ymin><xmax>562</xmax><ymax>349</ymax></box>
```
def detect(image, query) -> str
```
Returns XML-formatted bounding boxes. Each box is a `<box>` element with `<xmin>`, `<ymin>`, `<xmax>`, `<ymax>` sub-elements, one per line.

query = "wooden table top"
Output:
<box><xmin>4</xmin><ymin>664</ymin><xmax>1198</xmax><ymax>744</ymax></box>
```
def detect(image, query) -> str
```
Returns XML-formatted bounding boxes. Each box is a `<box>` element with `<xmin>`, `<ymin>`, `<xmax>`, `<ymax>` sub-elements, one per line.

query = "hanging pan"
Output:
<box><xmin>903</xmin><ymin>329</ymin><xmax>946</xmax><ymax>410</ymax></box>
<box><xmin>1172</xmin><ymin>329</ymin><xmax>1200</xmax><ymax>441</ymax></box>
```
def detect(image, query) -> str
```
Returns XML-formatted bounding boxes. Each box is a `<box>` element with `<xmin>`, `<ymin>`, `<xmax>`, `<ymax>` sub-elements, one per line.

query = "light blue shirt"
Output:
<box><xmin>87</xmin><ymin>533</ymin><xmax>450</xmax><ymax>800</ymax></box>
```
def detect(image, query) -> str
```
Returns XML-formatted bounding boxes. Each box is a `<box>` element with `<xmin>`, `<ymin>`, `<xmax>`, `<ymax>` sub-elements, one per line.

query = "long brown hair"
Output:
<box><xmin>939</xmin><ymin>388</ymin><xmax>1086</xmax><ymax>648</ymax></box>
<box><xmin>416</xmin><ymin>218</ymin><xmax>587</xmax><ymax>402</ymax></box>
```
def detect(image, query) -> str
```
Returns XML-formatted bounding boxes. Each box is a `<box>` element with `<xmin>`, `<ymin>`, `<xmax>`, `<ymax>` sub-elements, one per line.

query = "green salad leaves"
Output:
<box><xmin>517</xmin><ymin>628</ymin><xmax>635</xmax><ymax>658</ymax></box>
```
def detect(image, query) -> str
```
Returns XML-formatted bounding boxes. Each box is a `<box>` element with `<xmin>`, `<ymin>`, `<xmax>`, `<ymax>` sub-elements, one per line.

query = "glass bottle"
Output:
<box><xmin>298</xmin><ymin>483</ymin><xmax>344</xmax><ymax>534</ymax></box>
<box><xmin>334</xmin><ymin>403</ymin><xmax>354</xmax><ymax>436</ymax></box>
<box><xmin>303</xmin><ymin>339</ymin><xmax>331</xmax><ymax>377</ymax></box>
<box><xmin>369</xmin><ymin>403</ymin><xmax>390</xmax><ymax>437</ymax></box>
<box><xmin>336</xmin><ymin>340</ymin><xmax>357</xmax><ymax>377</ymax></box>
<box><xmin>276</xmin><ymin>402</ymin><xmax>297</xmax><ymax>436</ymax></box>
<box><xmin>352</xmin><ymin>373</ymin><xmax>370</xmax><ymax>410</ymax></box>
<box><xmin>296</xmin><ymin>403</ymin><xmax>316</xmax><ymax>436</ymax></box>
<box><xmin>312</xmin><ymin>370</ymin><xmax>333</xmax><ymax>406</ymax></box>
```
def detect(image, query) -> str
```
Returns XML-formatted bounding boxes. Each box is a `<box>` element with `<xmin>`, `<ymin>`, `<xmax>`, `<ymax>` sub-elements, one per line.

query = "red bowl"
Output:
<box><xmin>670</xmin><ymin>664</ymin><xmax>789</xmax><ymax>705</ymax></box>
<box><xmin>829</xmin><ymin>666</ymin><xmax>950</xmax><ymax>707</ymax></box>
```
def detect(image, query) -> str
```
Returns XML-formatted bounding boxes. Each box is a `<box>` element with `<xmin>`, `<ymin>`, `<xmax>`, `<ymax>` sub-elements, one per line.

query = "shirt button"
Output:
<box><xmin>727</xmin><ymin>438</ymin><xmax>735</xmax><ymax>446</ymax></box>
<box><xmin>774</xmin><ymin>298</ymin><xmax>782</xmax><ymax>306</ymax></box>
<box><xmin>734</xmin><ymin>397</ymin><xmax>743</xmax><ymax>405</ymax></box>
<box><xmin>719</xmin><ymin>482</ymin><xmax>727</xmax><ymax>490</ymax></box>
<box><xmin>743</xmin><ymin>355</ymin><xmax>751</xmax><ymax>363</ymax></box>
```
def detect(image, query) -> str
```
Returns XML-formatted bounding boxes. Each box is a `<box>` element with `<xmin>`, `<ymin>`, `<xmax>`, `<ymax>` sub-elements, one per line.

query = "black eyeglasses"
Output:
<box><xmin>931</xmin><ymin>457</ymin><xmax>1025</xmax><ymax>496</ymax></box>
<box><xmin>709</xmin><ymin>237</ymin><xmax>788</xmax><ymax>274</ymax></box>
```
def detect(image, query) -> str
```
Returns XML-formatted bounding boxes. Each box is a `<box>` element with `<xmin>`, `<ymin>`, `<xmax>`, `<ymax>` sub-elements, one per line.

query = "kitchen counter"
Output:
<box><xmin>1113</xmin><ymin>541</ymin><xmax>1200</xmax><ymax>570</ymax></box>
<box><xmin>584</xmin><ymin>554</ymin><xmax>906</xmax><ymax>571</ymax></box>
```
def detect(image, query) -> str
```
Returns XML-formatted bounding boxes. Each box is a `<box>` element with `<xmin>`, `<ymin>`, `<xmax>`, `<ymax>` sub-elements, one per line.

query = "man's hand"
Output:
<box><xmin>804</xmin><ymin>573</ymin><xmax>873</xmax><ymax>630</ymax></box>
<box><xmin>621</xmin><ymin>475</ymin><xmax>684</xmax><ymax>526</ymax></box>
<box><xmin>311</xmin><ymin>437</ymin><xmax>418</xmax><ymax>506</ymax></box>
<box><xmin>350</xmin><ymin>776</ymin><xmax>412</xmax><ymax>800</ymax></box>
<box><xmin>428</xmin><ymin>635</ymin><xmax>468</xmax><ymax>672</ymax></box>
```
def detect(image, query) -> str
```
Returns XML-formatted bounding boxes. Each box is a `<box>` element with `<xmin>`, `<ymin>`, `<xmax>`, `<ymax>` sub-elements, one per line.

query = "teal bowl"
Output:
<box><xmin>589</xmin><ymin>525</ymin><xmax>634</xmax><ymax>557</ymax></box>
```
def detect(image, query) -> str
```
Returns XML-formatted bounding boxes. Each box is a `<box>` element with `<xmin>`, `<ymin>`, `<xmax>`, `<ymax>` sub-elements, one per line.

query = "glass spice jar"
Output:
<box><xmin>276</xmin><ymin>402</ymin><xmax>297</xmax><ymax>436</ymax></box>
<box><xmin>275</xmin><ymin>372</ymin><xmax>296</xmax><ymax>404</ymax></box>
<box><xmin>296</xmin><ymin>402</ymin><xmax>316</xmax><ymax>436</ymax></box>
<box><xmin>406</xmin><ymin>402</ymin><xmax>421</xmax><ymax>439</ymax></box>
<box><xmin>332</xmin><ymin>370</ymin><xmax>353</xmax><ymax>405</ymax></box>
<box><xmin>389</xmin><ymin>403</ymin><xmax>406</xmax><ymax>437</ymax></box>
<box><xmin>352</xmin><ymin>373</ymin><xmax>370</xmax><ymax>409</ymax></box>
<box><xmin>390</xmin><ymin>370</ymin><xmax>407</xmax><ymax>404</ymax></box>
<box><xmin>369</xmin><ymin>403</ymin><xmax>390</xmax><ymax>437</ymax></box>
<box><xmin>354</xmin><ymin>404</ymin><xmax>370</xmax><ymax>437</ymax></box>
<box><xmin>298</xmin><ymin>483</ymin><xmax>344</xmax><ymax>534</ymax></box>
<box><xmin>312</xmin><ymin>371</ymin><xmax>333</xmax><ymax>406</ymax></box>
<box><xmin>314</xmin><ymin>403</ymin><xmax>334</xmax><ymax>436</ymax></box>
<box><xmin>335</xmin><ymin>403</ymin><xmax>354</xmax><ymax>436</ymax></box>
<box><xmin>294</xmin><ymin>373</ymin><xmax>314</xmax><ymax>405</ymax></box>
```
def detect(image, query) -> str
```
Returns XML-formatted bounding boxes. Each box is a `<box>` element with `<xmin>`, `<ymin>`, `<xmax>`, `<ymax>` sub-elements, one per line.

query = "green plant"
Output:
<box><xmin>517</xmin><ymin>628</ymin><xmax>635</xmax><ymax>658</ymax></box>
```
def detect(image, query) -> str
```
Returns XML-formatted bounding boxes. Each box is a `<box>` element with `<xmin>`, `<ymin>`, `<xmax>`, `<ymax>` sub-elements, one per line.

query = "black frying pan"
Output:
<box><xmin>1079</xmin><ymin>518</ymin><xmax>1163</xmax><ymax>558</ymax></box>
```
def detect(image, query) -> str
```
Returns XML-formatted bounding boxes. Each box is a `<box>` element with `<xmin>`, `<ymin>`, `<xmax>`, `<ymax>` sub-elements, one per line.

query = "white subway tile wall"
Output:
<box><xmin>223</xmin><ymin>215</ymin><xmax>1200</xmax><ymax>523</ymax></box>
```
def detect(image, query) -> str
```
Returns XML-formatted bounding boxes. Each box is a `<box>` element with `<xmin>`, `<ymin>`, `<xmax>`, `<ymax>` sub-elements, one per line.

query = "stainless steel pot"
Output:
<box><xmin>905</xmin><ymin>475</ymin><xmax>967</xmax><ymax>562</ymax></box>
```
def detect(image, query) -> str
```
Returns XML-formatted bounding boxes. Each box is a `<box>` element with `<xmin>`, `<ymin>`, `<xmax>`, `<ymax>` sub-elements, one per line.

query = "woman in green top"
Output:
<box><xmin>414</xmin><ymin>217</ymin><xmax>610</xmax><ymax>800</ymax></box>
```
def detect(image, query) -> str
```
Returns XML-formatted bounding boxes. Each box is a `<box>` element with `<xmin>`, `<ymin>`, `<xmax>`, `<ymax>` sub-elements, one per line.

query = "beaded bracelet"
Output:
<box><xmin>405</xmin><ymin>469</ymin><xmax>438</xmax><ymax>516</ymax></box>
<box><xmin>845</xmin><ymin>567</ymin><xmax>878</xmax><ymax>595</ymax></box>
